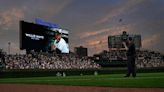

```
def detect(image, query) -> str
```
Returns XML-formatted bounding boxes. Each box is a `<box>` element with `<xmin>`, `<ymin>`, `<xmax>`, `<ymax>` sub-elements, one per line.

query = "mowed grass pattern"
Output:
<box><xmin>0</xmin><ymin>73</ymin><xmax>164</xmax><ymax>88</ymax></box>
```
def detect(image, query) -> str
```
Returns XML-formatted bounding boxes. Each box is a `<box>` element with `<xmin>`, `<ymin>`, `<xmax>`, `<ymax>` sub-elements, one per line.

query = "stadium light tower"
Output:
<box><xmin>8</xmin><ymin>42</ymin><xmax>11</xmax><ymax>55</ymax></box>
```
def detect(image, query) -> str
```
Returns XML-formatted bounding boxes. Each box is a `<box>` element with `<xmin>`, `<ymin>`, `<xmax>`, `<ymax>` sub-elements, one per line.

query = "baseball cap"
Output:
<box><xmin>55</xmin><ymin>30</ymin><xmax>61</xmax><ymax>35</ymax></box>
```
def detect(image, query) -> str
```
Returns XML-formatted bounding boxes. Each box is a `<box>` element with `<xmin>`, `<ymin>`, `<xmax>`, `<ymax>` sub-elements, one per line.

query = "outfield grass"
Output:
<box><xmin>0</xmin><ymin>72</ymin><xmax>164</xmax><ymax>88</ymax></box>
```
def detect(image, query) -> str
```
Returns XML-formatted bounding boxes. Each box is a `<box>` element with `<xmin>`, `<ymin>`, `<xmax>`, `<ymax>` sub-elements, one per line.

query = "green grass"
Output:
<box><xmin>0</xmin><ymin>72</ymin><xmax>164</xmax><ymax>88</ymax></box>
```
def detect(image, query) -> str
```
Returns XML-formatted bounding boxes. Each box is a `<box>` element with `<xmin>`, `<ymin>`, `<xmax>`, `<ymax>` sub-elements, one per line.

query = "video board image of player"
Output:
<box><xmin>20</xmin><ymin>21</ymin><xmax>69</xmax><ymax>52</ymax></box>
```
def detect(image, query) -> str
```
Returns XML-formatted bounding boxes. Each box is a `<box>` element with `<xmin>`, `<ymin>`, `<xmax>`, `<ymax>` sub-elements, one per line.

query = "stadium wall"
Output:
<box><xmin>0</xmin><ymin>67</ymin><xmax>164</xmax><ymax>78</ymax></box>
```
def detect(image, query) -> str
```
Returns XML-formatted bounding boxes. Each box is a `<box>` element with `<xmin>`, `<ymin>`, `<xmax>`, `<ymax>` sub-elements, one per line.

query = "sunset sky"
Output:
<box><xmin>0</xmin><ymin>0</ymin><xmax>164</xmax><ymax>55</ymax></box>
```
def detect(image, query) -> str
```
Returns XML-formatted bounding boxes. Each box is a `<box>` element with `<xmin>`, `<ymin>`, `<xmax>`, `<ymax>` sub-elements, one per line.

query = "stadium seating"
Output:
<box><xmin>0</xmin><ymin>49</ymin><xmax>164</xmax><ymax>69</ymax></box>
<box><xmin>93</xmin><ymin>50</ymin><xmax>164</xmax><ymax>68</ymax></box>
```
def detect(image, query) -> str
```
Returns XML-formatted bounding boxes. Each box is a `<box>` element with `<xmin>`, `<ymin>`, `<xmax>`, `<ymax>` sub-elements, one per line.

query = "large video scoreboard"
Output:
<box><xmin>108</xmin><ymin>32</ymin><xmax>141</xmax><ymax>50</ymax></box>
<box><xmin>20</xmin><ymin>21</ymin><xmax>69</xmax><ymax>52</ymax></box>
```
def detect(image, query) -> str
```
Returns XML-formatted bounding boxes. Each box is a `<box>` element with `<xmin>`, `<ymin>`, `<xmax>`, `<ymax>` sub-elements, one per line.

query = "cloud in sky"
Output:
<box><xmin>94</xmin><ymin>0</ymin><xmax>146</xmax><ymax>25</ymax></box>
<box><xmin>79</xmin><ymin>23</ymin><xmax>132</xmax><ymax>39</ymax></box>
<box><xmin>30</xmin><ymin>0</ymin><xmax>74</xmax><ymax>19</ymax></box>
<box><xmin>142</xmin><ymin>34</ymin><xmax>161</xmax><ymax>49</ymax></box>
<box><xmin>78</xmin><ymin>25</ymin><xmax>133</xmax><ymax>55</ymax></box>
<box><xmin>0</xmin><ymin>8</ymin><xmax>25</xmax><ymax>30</ymax></box>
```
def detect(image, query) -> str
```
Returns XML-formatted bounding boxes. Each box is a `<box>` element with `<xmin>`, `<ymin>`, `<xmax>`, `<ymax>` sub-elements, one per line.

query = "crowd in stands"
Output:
<box><xmin>97</xmin><ymin>50</ymin><xmax>127</xmax><ymax>60</ymax></box>
<box><xmin>1</xmin><ymin>49</ymin><xmax>164</xmax><ymax>69</ymax></box>
<box><xmin>136</xmin><ymin>50</ymin><xmax>164</xmax><ymax>68</ymax></box>
<box><xmin>95</xmin><ymin>50</ymin><xmax>164</xmax><ymax>68</ymax></box>
<box><xmin>0</xmin><ymin>51</ymin><xmax>100</xmax><ymax>69</ymax></box>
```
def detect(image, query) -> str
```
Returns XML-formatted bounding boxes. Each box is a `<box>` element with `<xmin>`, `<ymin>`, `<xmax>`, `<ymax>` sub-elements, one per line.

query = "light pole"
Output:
<box><xmin>8</xmin><ymin>42</ymin><xmax>11</xmax><ymax>55</ymax></box>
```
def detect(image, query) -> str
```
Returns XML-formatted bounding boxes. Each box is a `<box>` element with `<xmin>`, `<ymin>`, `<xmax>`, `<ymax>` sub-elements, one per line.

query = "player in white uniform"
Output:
<box><xmin>51</xmin><ymin>31</ymin><xmax>69</xmax><ymax>54</ymax></box>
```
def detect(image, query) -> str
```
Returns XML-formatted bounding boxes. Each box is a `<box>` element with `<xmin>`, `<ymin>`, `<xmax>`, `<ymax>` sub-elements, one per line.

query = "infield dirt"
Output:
<box><xmin>0</xmin><ymin>84</ymin><xmax>164</xmax><ymax>92</ymax></box>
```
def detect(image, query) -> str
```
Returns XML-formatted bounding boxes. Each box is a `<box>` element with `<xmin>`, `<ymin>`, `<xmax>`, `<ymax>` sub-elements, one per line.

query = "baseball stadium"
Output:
<box><xmin>0</xmin><ymin>0</ymin><xmax>164</xmax><ymax>92</ymax></box>
<box><xmin>0</xmin><ymin>20</ymin><xmax>164</xmax><ymax>92</ymax></box>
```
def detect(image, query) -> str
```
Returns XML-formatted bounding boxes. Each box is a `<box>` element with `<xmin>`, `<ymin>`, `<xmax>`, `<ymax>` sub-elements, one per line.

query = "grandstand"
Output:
<box><xmin>1</xmin><ymin>51</ymin><xmax>100</xmax><ymax>69</ymax></box>
<box><xmin>93</xmin><ymin>49</ymin><xmax>164</xmax><ymax>68</ymax></box>
<box><xmin>92</xmin><ymin>31</ymin><xmax>164</xmax><ymax>68</ymax></box>
<box><xmin>0</xmin><ymin>48</ymin><xmax>164</xmax><ymax>70</ymax></box>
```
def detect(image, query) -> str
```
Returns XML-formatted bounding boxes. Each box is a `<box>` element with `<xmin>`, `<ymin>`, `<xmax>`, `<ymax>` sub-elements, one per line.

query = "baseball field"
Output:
<box><xmin>0</xmin><ymin>72</ymin><xmax>164</xmax><ymax>88</ymax></box>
